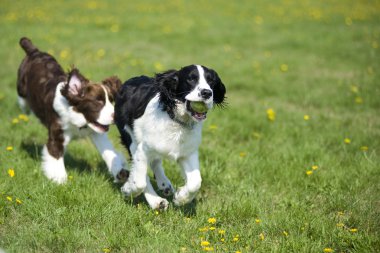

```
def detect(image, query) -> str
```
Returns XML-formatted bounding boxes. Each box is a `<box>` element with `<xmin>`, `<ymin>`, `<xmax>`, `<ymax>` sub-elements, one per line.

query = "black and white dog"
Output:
<box><xmin>115</xmin><ymin>65</ymin><xmax>226</xmax><ymax>209</ymax></box>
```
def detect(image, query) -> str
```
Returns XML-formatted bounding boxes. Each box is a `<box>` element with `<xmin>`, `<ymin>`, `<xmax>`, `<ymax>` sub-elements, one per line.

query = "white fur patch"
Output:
<box><xmin>97</xmin><ymin>85</ymin><xmax>114</xmax><ymax>125</ymax></box>
<box><xmin>41</xmin><ymin>145</ymin><xmax>67</xmax><ymax>184</ymax></box>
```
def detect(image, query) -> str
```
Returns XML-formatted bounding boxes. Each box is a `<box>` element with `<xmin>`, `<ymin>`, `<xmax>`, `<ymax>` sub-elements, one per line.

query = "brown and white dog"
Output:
<box><xmin>17</xmin><ymin>37</ymin><xmax>129</xmax><ymax>184</ymax></box>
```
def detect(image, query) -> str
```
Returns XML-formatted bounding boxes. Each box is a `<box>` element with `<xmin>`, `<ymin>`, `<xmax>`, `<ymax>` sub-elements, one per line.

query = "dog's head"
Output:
<box><xmin>156</xmin><ymin>64</ymin><xmax>226</xmax><ymax>122</ymax></box>
<box><xmin>61</xmin><ymin>68</ymin><xmax>121</xmax><ymax>133</ymax></box>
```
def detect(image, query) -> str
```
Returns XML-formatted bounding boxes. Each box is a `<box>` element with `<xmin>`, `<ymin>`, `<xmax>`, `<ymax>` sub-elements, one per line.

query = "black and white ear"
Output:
<box><xmin>67</xmin><ymin>69</ymin><xmax>83</xmax><ymax>95</ymax></box>
<box><xmin>212</xmin><ymin>72</ymin><xmax>226</xmax><ymax>105</ymax></box>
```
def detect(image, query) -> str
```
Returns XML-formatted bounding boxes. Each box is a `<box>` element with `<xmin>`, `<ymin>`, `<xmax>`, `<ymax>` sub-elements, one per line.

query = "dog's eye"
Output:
<box><xmin>188</xmin><ymin>75</ymin><xmax>197</xmax><ymax>82</ymax></box>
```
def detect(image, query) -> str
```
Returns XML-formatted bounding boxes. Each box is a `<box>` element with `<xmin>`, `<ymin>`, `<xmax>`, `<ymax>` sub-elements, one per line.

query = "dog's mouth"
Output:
<box><xmin>186</xmin><ymin>101</ymin><xmax>208</xmax><ymax>121</ymax></box>
<box><xmin>88</xmin><ymin>121</ymin><xmax>110</xmax><ymax>133</ymax></box>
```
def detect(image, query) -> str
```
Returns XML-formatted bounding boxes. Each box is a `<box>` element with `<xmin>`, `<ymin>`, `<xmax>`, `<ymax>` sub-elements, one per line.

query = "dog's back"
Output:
<box><xmin>17</xmin><ymin>37</ymin><xmax>66</xmax><ymax>126</ymax></box>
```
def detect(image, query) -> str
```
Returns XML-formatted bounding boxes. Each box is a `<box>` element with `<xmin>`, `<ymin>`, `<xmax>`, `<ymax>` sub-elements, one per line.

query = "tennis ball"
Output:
<box><xmin>190</xmin><ymin>101</ymin><xmax>208</xmax><ymax>113</ymax></box>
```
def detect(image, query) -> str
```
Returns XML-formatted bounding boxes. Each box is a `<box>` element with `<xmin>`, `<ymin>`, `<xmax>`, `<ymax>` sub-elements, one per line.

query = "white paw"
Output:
<box><xmin>156</xmin><ymin>179</ymin><xmax>174</xmax><ymax>196</ymax></box>
<box><xmin>149</xmin><ymin>198</ymin><xmax>169</xmax><ymax>210</ymax></box>
<box><xmin>121</xmin><ymin>179</ymin><xmax>145</xmax><ymax>197</ymax></box>
<box><xmin>43</xmin><ymin>165</ymin><xmax>67</xmax><ymax>184</ymax></box>
<box><xmin>173</xmin><ymin>187</ymin><xmax>196</xmax><ymax>206</ymax></box>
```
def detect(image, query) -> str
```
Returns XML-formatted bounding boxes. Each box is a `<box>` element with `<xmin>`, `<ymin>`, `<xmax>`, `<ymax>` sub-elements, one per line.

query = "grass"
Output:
<box><xmin>1</xmin><ymin>0</ymin><xmax>379</xmax><ymax>252</ymax></box>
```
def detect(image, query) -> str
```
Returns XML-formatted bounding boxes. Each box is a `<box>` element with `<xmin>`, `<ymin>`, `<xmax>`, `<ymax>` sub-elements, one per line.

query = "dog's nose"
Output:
<box><xmin>200</xmin><ymin>89</ymin><xmax>212</xmax><ymax>99</ymax></box>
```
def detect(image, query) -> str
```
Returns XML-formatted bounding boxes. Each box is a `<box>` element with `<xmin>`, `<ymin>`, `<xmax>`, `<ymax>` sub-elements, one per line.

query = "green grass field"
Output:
<box><xmin>1</xmin><ymin>0</ymin><xmax>379</xmax><ymax>252</ymax></box>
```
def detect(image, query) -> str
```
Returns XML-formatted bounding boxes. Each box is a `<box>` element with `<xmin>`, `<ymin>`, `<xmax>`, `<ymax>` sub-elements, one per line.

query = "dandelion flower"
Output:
<box><xmin>110</xmin><ymin>24</ymin><xmax>119</xmax><ymax>33</ymax></box>
<box><xmin>259</xmin><ymin>233</ymin><xmax>265</xmax><ymax>241</ymax></box>
<box><xmin>60</xmin><ymin>49</ymin><xmax>70</xmax><ymax>60</ymax></box>
<box><xmin>350</xmin><ymin>85</ymin><xmax>359</xmax><ymax>93</ymax></box>
<box><xmin>155</xmin><ymin>211</ymin><xmax>159</xmax><ymax>215</ymax></box>
<box><xmin>154</xmin><ymin>62</ymin><xmax>164</xmax><ymax>72</ymax></box>
<box><xmin>200</xmin><ymin>241</ymin><xmax>210</xmax><ymax>247</ymax></box>
<box><xmin>239</xmin><ymin>152</ymin><xmax>247</xmax><ymax>158</ymax></box>
<box><xmin>208</xmin><ymin>124</ymin><xmax>218</xmax><ymax>131</ymax></box>
<box><xmin>6</xmin><ymin>146</ymin><xmax>13</xmax><ymax>151</ymax></box>
<box><xmin>303</xmin><ymin>114</ymin><xmax>310</xmax><ymax>121</ymax></box>
<box><xmin>218</xmin><ymin>229</ymin><xmax>225</xmax><ymax>235</ymax></box>
<box><xmin>97</xmin><ymin>49</ymin><xmax>106</xmax><ymax>58</ymax></box>
<box><xmin>283</xmin><ymin>231</ymin><xmax>288</xmax><ymax>237</ymax></box>
<box><xmin>12</xmin><ymin>118</ymin><xmax>19</xmax><ymax>124</ymax></box>
<box><xmin>337</xmin><ymin>211</ymin><xmax>344</xmax><ymax>216</ymax></box>
<box><xmin>203</xmin><ymin>247</ymin><xmax>214</xmax><ymax>252</ymax></box>
<box><xmin>360</xmin><ymin>146</ymin><xmax>368</xmax><ymax>151</ymax></box>
<box><xmin>344</xmin><ymin>138</ymin><xmax>351</xmax><ymax>144</ymax></box>
<box><xmin>6</xmin><ymin>196</ymin><xmax>12</xmax><ymax>202</ymax></box>
<box><xmin>336</xmin><ymin>223</ymin><xmax>344</xmax><ymax>228</ymax></box>
<box><xmin>280</xmin><ymin>64</ymin><xmax>288</xmax><ymax>72</ymax></box>
<box><xmin>233</xmin><ymin>235</ymin><xmax>239</xmax><ymax>242</ymax></box>
<box><xmin>235</xmin><ymin>251</ymin><xmax>242</xmax><ymax>253</ymax></box>
<box><xmin>255</xmin><ymin>219</ymin><xmax>261</xmax><ymax>224</ymax></box>
<box><xmin>8</xmin><ymin>169</ymin><xmax>15</xmax><ymax>178</ymax></box>
<box><xmin>16</xmin><ymin>198</ymin><xmax>22</xmax><ymax>205</ymax></box>
<box><xmin>18</xmin><ymin>114</ymin><xmax>29</xmax><ymax>122</ymax></box>
<box><xmin>354</xmin><ymin>97</ymin><xmax>363</xmax><ymax>104</ymax></box>
<box><xmin>266</xmin><ymin>108</ymin><xmax>275</xmax><ymax>121</ymax></box>
<box><xmin>220</xmin><ymin>238</ymin><xmax>225</xmax><ymax>242</ymax></box>
<box><xmin>306</xmin><ymin>170</ymin><xmax>313</xmax><ymax>175</ymax></box>
<box><xmin>349</xmin><ymin>228</ymin><xmax>358</xmax><ymax>233</ymax></box>
<box><xmin>323</xmin><ymin>248</ymin><xmax>334</xmax><ymax>253</ymax></box>
<box><xmin>102</xmin><ymin>248</ymin><xmax>111</xmax><ymax>253</ymax></box>
<box><xmin>199</xmin><ymin>227</ymin><xmax>209</xmax><ymax>232</ymax></box>
<box><xmin>210</xmin><ymin>227</ymin><xmax>216</xmax><ymax>231</ymax></box>
<box><xmin>312</xmin><ymin>165</ymin><xmax>318</xmax><ymax>170</ymax></box>
<box><xmin>207</xmin><ymin>217</ymin><xmax>216</xmax><ymax>224</ymax></box>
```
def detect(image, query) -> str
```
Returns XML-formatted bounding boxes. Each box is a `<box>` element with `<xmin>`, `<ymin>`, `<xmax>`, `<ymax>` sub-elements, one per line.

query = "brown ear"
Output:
<box><xmin>61</xmin><ymin>68</ymin><xmax>88</xmax><ymax>105</ymax></box>
<box><xmin>102</xmin><ymin>76</ymin><xmax>122</xmax><ymax>97</ymax></box>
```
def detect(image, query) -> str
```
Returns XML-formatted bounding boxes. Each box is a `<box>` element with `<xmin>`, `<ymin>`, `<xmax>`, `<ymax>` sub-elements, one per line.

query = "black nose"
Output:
<box><xmin>200</xmin><ymin>89</ymin><xmax>212</xmax><ymax>99</ymax></box>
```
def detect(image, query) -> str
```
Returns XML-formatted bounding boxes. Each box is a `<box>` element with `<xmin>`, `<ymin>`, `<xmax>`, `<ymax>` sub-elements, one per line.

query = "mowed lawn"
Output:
<box><xmin>1</xmin><ymin>0</ymin><xmax>379</xmax><ymax>252</ymax></box>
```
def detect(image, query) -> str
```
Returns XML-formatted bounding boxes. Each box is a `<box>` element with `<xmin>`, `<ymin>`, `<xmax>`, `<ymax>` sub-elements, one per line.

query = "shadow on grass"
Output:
<box><xmin>20</xmin><ymin>140</ymin><xmax>112</xmax><ymax>178</ymax></box>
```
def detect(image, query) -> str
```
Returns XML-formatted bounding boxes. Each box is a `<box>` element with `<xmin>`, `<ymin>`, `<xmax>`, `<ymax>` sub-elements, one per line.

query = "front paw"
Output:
<box><xmin>114</xmin><ymin>169</ymin><xmax>129</xmax><ymax>183</ymax></box>
<box><xmin>173</xmin><ymin>187</ymin><xmax>196</xmax><ymax>206</ymax></box>
<box><xmin>121</xmin><ymin>179</ymin><xmax>145</xmax><ymax>197</ymax></box>
<box><xmin>149</xmin><ymin>198</ymin><xmax>169</xmax><ymax>211</ymax></box>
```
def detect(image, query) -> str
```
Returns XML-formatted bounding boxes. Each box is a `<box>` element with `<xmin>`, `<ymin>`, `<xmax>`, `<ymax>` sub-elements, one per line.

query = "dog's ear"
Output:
<box><xmin>102</xmin><ymin>76</ymin><xmax>122</xmax><ymax>97</ymax></box>
<box><xmin>67</xmin><ymin>68</ymin><xmax>86</xmax><ymax>95</ymax></box>
<box><xmin>210</xmin><ymin>70</ymin><xmax>226</xmax><ymax>106</ymax></box>
<box><xmin>156</xmin><ymin>70</ymin><xmax>179</xmax><ymax>118</ymax></box>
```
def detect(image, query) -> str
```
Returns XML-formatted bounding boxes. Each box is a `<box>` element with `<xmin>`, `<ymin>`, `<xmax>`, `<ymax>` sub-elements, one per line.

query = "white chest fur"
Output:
<box><xmin>132</xmin><ymin>95</ymin><xmax>202</xmax><ymax>161</ymax></box>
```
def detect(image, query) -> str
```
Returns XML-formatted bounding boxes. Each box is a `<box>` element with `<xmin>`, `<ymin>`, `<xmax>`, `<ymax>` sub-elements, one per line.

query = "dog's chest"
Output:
<box><xmin>134</xmin><ymin>103</ymin><xmax>202</xmax><ymax>160</ymax></box>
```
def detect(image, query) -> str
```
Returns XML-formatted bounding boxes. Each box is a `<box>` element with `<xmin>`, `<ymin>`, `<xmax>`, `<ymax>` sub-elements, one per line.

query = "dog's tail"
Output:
<box><xmin>19</xmin><ymin>37</ymin><xmax>38</xmax><ymax>55</ymax></box>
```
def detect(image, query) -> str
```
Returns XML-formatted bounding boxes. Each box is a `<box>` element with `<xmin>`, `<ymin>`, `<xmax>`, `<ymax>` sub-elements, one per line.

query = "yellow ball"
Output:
<box><xmin>190</xmin><ymin>101</ymin><xmax>208</xmax><ymax>113</ymax></box>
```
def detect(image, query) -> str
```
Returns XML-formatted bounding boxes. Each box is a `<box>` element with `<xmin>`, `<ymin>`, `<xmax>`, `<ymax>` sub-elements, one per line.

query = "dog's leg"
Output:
<box><xmin>17</xmin><ymin>96</ymin><xmax>30</xmax><ymax>114</ymax></box>
<box><xmin>144</xmin><ymin>176</ymin><xmax>169</xmax><ymax>210</ymax></box>
<box><xmin>173</xmin><ymin>151</ymin><xmax>202</xmax><ymax>206</ymax></box>
<box><xmin>121</xmin><ymin>143</ymin><xmax>148</xmax><ymax>197</ymax></box>
<box><xmin>42</xmin><ymin>123</ymin><xmax>68</xmax><ymax>184</ymax></box>
<box><xmin>150</xmin><ymin>159</ymin><xmax>174</xmax><ymax>196</ymax></box>
<box><xmin>90</xmin><ymin>133</ymin><xmax>129</xmax><ymax>183</ymax></box>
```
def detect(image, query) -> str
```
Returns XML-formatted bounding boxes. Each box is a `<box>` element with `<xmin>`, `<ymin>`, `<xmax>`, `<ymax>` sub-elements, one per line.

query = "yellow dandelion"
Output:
<box><xmin>255</xmin><ymin>219</ymin><xmax>261</xmax><ymax>224</ymax></box>
<box><xmin>354</xmin><ymin>97</ymin><xmax>363</xmax><ymax>104</ymax></box>
<box><xmin>209</xmin><ymin>226</ymin><xmax>216</xmax><ymax>231</ymax></box>
<box><xmin>239</xmin><ymin>152</ymin><xmax>247</xmax><ymax>157</ymax></box>
<box><xmin>110</xmin><ymin>24</ymin><xmax>119</xmax><ymax>33</ymax></box>
<box><xmin>16</xmin><ymin>198</ymin><xmax>22</xmax><ymax>205</ymax></box>
<box><xmin>200</xmin><ymin>241</ymin><xmax>210</xmax><ymax>247</ymax></box>
<box><xmin>18</xmin><ymin>114</ymin><xmax>29</xmax><ymax>122</ymax></box>
<box><xmin>155</xmin><ymin>211</ymin><xmax>159</xmax><ymax>215</ymax></box>
<box><xmin>350</xmin><ymin>85</ymin><xmax>359</xmax><ymax>93</ymax></box>
<box><xmin>12</xmin><ymin>118</ymin><xmax>19</xmax><ymax>124</ymax></box>
<box><xmin>349</xmin><ymin>228</ymin><xmax>358</xmax><ymax>233</ymax></box>
<box><xmin>345</xmin><ymin>17</ymin><xmax>352</xmax><ymax>26</ymax></box>
<box><xmin>6</xmin><ymin>196</ymin><xmax>12</xmax><ymax>202</ymax></box>
<box><xmin>344</xmin><ymin>138</ymin><xmax>351</xmax><ymax>144</ymax></box>
<box><xmin>323</xmin><ymin>248</ymin><xmax>334</xmax><ymax>253</ymax></box>
<box><xmin>208</xmin><ymin>217</ymin><xmax>216</xmax><ymax>224</ymax></box>
<box><xmin>259</xmin><ymin>233</ymin><xmax>265</xmax><ymax>241</ymax></box>
<box><xmin>266</xmin><ymin>108</ymin><xmax>275</xmax><ymax>121</ymax></box>
<box><xmin>283</xmin><ymin>231</ymin><xmax>289</xmax><ymax>237</ymax></box>
<box><xmin>199</xmin><ymin>227</ymin><xmax>209</xmax><ymax>232</ymax></box>
<box><xmin>252</xmin><ymin>132</ymin><xmax>262</xmax><ymax>139</ymax></box>
<box><xmin>218</xmin><ymin>229</ymin><xmax>225</xmax><ymax>235</ymax></box>
<box><xmin>97</xmin><ymin>49</ymin><xmax>106</xmax><ymax>58</ymax></box>
<box><xmin>220</xmin><ymin>238</ymin><xmax>225</xmax><ymax>242</ymax></box>
<box><xmin>303</xmin><ymin>114</ymin><xmax>310</xmax><ymax>121</ymax></box>
<box><xmin>336</xmin><ymin>223</ymin><xmax>344</xmax><ymax>228</ymax></box>
<box><xmin>233</xmin><ymin>235</ymin><xmax>239</xmax><ymax>242</ymax></box>
<box><xmin>203</xmin><ymin>247</ymin><xmax>214</xmax><ymax>252</ymax></box>
<box><xmin>102</xmin><ymin>248</ymin><xmax>111</xmax><ymax>253</ymax></box>
<box><xmin>280</xmin><ymin>64</ymin><xmax>288</xmax><ymax>72</ymax></box>
<box><xmin>68</xmin><ymin>175</ymin><xmax>73</xmax><ymax>180</ymax></box>
<box><xmin>255</xmin><ymin>15</ymin><xmax>263</xmax><ymax>25</ymax></box>
<box><xmin>337</xmin><ymin>211</ymin><xmax>344</xmax><ymax>216</ymax></box>
<box><xmin>235</xmin><ymin>251</ymin><xmax>242</xmax><ymax>253</ymax></box>
<box><xmin>360</xmin><ymin>146</ymin><xmax>368</xmax><ymax>151</ymax></box>
<box><xmin>8</xmin><ymin>169</ymin><xmax>15</xmax><ymax>178</ymax></box>
<box><xmin>208</xmin><ymin>124</ymin><xmax>218</xmax><ymax>131</ymax></box>
<box><xmin>60</xmin><ymin>49</ymin><xmax>69</xmax><ymax>60</ymax></box>
<box><xmin>6</xmin><ymin>146</ymin><xmax>13</xmax><ymax>151</ymax></box>
<box><xmin>312</xmin><ymin>165</ymin><xmax>318</xmax><ymax>170</ymax></box>
<box><xmin>180</xmin><ymin>247</ymin><xmax>187</xmax><ymax>252</ymax></box>
<box><xmin>154</xmin><ymin>62</ymin><xmax>164</xmax><ymax>72</ymax></box>
<box><xmin>306</xmin><ymin>170</ymin><xmax>313</xmax><ymax>175</ymax></box>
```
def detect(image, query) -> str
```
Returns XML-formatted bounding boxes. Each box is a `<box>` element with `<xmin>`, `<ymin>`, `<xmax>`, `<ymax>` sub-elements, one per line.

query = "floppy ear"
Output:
<box><xmin>212</xmin><ymin>71</ymin><xmax>226</xmax><ymax>105</ymax></box>
<box><xmin>67</xmin><ymin>68</ymin><xmax>85</xmax><ymax>95</ymax></box>
<box><xmin>61</xmin><ymin>68</ymin><xmax>88</xmax><ymax>104</ymax></box>
<box><xmin>155</xmin><ymin>70</ymin><xmax>179</xmax><ymax>118</ymax></box>
<box><xmin>102</xmin><ymin>76</ymin><xmax>122</xmax><ymax>97</ymax></box>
